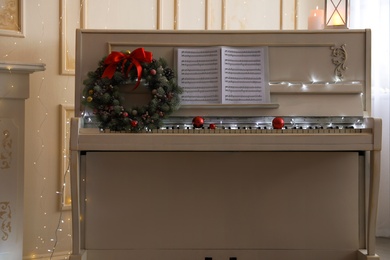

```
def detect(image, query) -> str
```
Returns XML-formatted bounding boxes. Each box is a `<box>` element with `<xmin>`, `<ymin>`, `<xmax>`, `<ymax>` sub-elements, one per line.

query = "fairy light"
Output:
<box><xmin>13</xmin><ymin>1</ymin><xmax>71</xmax><ymax>259</ymax></box>
<box><xmin>1</xmin><ymin>41</ymin><xmax>18</xmax><ymax>59</ymax></box>
<box><xmin>33</xmin><ymin>1</ymin><xmax>86</xmax><ymax>257</ymax></box>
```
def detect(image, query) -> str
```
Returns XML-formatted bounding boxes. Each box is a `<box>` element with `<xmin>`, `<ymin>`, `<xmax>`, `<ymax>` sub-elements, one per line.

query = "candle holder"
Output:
<box><xmin>325</xmin><ymin>0</ymin><xmax>349</xmax><ymax>29</ymax></box>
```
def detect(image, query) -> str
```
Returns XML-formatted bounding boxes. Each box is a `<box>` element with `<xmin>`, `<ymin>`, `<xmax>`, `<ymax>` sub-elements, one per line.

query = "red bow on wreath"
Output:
<box><xmin>102</xmin><ymin>48</ymin><xmax>153</xmax><ymax>90</ymax></box>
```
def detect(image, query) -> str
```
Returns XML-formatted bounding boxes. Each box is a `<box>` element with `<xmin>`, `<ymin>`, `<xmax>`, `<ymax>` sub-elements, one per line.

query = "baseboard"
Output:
<box><xmin>23</xmin><ymin>251</ymin><xmax>71</xmax><ymax>260</ymax></box>
<box><xmin>358</xmin><ymin>250</ymin><xmax>380</xmax><ymax>260</ymax></box>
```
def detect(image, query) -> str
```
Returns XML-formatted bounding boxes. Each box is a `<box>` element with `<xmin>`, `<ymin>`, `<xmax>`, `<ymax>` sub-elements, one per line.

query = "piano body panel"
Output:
<box><xmin>82</xmin><ymin>151</ymin><xmax>360</xmax><ymax>258</ymax></box>
<box><xmin>75</xmin><ymin>132</ymin><xmax>374</xmax><ymax>151</ymax></box>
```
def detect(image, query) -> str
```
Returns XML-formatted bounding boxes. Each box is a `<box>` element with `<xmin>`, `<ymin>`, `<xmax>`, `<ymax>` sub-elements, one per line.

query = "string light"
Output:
<box><xmin>50</xmin><ymin>164</ymin><xmax>71</xmax><ymax>259</ymax></box>
<box><xmin>4</xmin><ymin>1</ymin><xmax>70</xmax><ymax>259</ymax></box>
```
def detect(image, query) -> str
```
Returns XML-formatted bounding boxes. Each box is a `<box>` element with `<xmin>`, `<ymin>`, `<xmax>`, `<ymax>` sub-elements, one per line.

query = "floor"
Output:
<box><xmin>377</xmin><ymin>237</ymin><xmax>390</xmax><ymax>260</ymax></box>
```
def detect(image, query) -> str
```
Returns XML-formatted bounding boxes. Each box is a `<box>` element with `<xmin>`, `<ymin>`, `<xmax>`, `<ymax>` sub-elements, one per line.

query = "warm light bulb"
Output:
<box><xmin>330</xmin><ymin>13</ymin><xmax>343</xmax><ymax>25</ymax></box>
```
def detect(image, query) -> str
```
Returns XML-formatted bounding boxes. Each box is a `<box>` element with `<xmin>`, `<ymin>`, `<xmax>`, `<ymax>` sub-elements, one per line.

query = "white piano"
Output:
<box><xmin>70</xmin><ymin>29</ymin><xmax>381</xmax><ymax>260</ymax></box>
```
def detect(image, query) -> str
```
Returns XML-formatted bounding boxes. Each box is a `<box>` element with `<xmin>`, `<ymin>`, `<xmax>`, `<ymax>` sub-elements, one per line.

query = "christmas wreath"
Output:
<box><xmin>82</xmin><ymin>48</ymin><xmax>182</xmax><ymax>132</ymax></box>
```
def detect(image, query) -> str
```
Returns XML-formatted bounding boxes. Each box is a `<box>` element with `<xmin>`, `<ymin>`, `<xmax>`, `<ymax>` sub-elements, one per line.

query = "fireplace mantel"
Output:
<box><xmin>0</xmin><ymin>61</ymin><xmax>45</xmax><ymax>260</ymax></box>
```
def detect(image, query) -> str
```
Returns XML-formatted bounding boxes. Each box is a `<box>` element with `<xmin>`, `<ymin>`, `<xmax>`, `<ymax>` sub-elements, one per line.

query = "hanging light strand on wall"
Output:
<box><xmin>0</xmin><ymin>3</ymin><xmax>56</xmax><ymax>258</ymax></box>
<box><xmin>29</xmin><ymin>0</ymin><xmax>67</xmax><ymax>258</ymax></box>
<box><xmin>32</xmin><ymin>0</ymin><xmax>50</xmax><ymax>255</ymax></box>
<box><xmin>0</xmin><ymin>3</ymin><xmax>51</xmax><ymax>259</ymax></box>
<box><xmin>50</xmin><ymin>164</ymin><xmax>70</xmax><ymax>259</ymax></box>
<box><xmin>1</xmin><ymin>41</ymin><xmax>18</xmax><ymax>59</ymax></box>
<box><xmin>49</xmin><ymin>0</ymin><xmax>88</xmax><ymax>258</ymax></box>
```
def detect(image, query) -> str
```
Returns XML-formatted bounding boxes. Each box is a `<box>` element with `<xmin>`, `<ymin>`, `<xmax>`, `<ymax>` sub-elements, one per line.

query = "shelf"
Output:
<box><xmin>180</xmin><ymin>103</ymin><xmax>279</xmax><ymax>109</ymax></box>
<box><xmin>173</xmin><ymin>103</ymin><xmax>279</xmax><ymax>117</ymax></box>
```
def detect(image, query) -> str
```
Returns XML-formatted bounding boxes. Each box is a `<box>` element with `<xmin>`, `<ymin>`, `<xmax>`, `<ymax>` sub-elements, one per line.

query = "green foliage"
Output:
<box><xmin>82</xmin><ymin>50</ymin><xmax>183</xmax><ymax>132</ymax></box>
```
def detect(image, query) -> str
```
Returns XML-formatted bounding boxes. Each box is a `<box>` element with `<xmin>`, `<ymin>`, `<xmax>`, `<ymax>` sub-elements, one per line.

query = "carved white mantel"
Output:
<box><xmin>0</xmin><ymin>61</ymin><xmax>45</xmax><ymax>260</ymax></box>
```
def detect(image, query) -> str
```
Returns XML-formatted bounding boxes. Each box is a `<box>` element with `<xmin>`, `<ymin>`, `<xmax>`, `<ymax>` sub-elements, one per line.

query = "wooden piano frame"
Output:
<box><xmin>70</xmin><ymin>29</ymin><xmax>382</xmax><ymax>260</ymax></box>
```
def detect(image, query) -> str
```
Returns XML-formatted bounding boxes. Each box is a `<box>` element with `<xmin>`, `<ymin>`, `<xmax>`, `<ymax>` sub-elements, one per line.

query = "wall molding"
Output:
<box><xmin>60</xmin><ymin>104</ymin><xmax>74</xmax><ymax>211</ymax></box>
<box><xmin>23</xmin><ymin>251</ymin><xmax>71</xmax><ymax>260</ymax></box>
<box><xmin>0</xmin><ymin>0</ymin><xmax>24</xmax><ymax>37</ymax></box>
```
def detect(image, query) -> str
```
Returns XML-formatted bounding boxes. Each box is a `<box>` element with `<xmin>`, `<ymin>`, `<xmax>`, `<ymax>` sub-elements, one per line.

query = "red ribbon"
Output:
<box><xmin>102</xmin><ymin>48</ymin><xmax>153</xmax><ymax>89</ymax></box>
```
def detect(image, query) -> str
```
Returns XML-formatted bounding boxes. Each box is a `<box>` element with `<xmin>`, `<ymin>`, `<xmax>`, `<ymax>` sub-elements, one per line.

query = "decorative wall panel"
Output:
<box><xmin>0</xmin><ymin>119</ymin><xmax>18</xmax><ymax>260</ymax></box>
<box><xmin>0</xmin><ymin>0</ymin><xmax>23</xmax><ymax>37</ymax></box>
<box><xmin>62</xmin><ymin>0</ymin><xmax>331</xmax><ymax>74</ymax></box>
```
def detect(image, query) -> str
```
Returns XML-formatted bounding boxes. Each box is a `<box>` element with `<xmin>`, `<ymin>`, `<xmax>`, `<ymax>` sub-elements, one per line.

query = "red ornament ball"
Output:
<box><xmin>209</xmin><ymin>123</ymin><xmax>216</xmax><ymax>129</ymax></box>
<box><xmin>272</xmin><ymin>117</ymin><xmax>284</xmax><ymax>129</ymax></box>
<box><xmin>131</xmin><ymin>120</ymin><xmax>138</xmax><ymax>127</ymax></box>
<box><xmin>192</xmin><ymin>116</ymin><xmax>204</xmax><ymax>128</ymax></box>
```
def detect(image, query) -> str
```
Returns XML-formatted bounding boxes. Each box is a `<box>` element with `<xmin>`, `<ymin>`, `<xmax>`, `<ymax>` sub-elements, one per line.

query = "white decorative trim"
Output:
<box><xmin>156</xmin><ymin>0</ymin><xmax>161</xmax><ymax>29</ymax></box>
<box><xmin>174</xmin><ymin>0</ymin><xmax>179</xmax><ymax>30</ymax></box>
<box><xmin>205</xmin><ymin>0</ymin><xmax>209</xmax><ymax>30</ymax></box>
<box><xmin>23</xmin><ymin>251</ymin><xmax>71</xmax><ymax>260</ymax></box>
<box><xmin>331</xmin><ymin>44</ymin><xmax>348</xmax><ymax>80</ymax></box>
<box><xmin>60</xmin><ymin>1</ymin><xmax>300</xmax><ymax>73</ymax></box>
<box><xmin>0</xmin><ymin>202</ymin><xmax>11</xmax><ymax>241</ymax></box>
<box><xmin>222</xmin><ymin>0</ymin><xmax>226</xmax><ymax>30</ymax></box>
<box><xmin>0</xmin><ymin>0</ymin><xmax>24</xmax><ymax>37</ymax></box>
<box><xmin>60</xmin><ymin>0</ymin><xmax>83</xmax><ymax>75</ymax></box>
<box><xmin>60</xmin><ymin>104</ymin><xmax>74</xmax><ymax>210</ymax></box>
<box><xmin>0</xmin><ymin>61</ymin><xmax>45</xmax><ymax>72</ymax></box>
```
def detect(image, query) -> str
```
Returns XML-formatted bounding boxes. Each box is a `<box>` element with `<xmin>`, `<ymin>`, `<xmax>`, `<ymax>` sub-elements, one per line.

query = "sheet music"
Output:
<box><xmin>177</xmin><ymin>47</ymin><xmax>221</xmax><ymax>104</ymax></box>
<box><xmin>176</xmin><ymin>46</ymin><xmax>269</xmax><ymax>105</ymax></box>
<box><xmin>222</xmin><ymin>46</ymin><xmax>269</xmax><ymax>104</ymax></box>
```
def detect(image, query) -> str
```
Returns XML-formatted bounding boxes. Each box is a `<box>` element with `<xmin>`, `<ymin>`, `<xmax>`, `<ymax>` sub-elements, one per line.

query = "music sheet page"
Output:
<box><xmin>221</xmin><ymin>46</ymin><xmax>269</xmax><ymax>104</ymax></box>
<box><xmin>176</xmin><ymin>47</ymin><xmax>221</xmax><ymax>104</ymax></box>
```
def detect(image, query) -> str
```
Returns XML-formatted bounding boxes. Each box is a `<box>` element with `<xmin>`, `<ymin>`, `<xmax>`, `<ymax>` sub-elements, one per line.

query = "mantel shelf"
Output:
<box><xmin>0</xmin><ymin>61</ymin><xmax>46</xmax><ymax>100</ymax></box>
<box><xmin>0</xmin><ymin>61</ymin><xmax>45</xmax><ymax>73</ymax></box>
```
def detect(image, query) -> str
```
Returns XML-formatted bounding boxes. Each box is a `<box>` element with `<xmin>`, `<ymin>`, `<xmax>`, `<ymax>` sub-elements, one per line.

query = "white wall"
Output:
<box><xmin>1</xmin><ymin>1</ymin><xmax>73</xmax><ymax>258</ymax></box>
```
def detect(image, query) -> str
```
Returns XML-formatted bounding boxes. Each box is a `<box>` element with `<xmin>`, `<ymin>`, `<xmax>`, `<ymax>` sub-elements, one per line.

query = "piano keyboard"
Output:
<box><xmin>103</xmin><ymin>126</ymin><xmax>371</xmax><ymax>134</ymax></box>
<box><xmin>90</xmin><ymin>116</ymin><xmax>369</xmax><ymax>134</ymax></box>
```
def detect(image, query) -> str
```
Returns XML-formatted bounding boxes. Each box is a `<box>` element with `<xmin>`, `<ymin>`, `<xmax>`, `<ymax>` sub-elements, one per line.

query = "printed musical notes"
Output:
<box><xmin>177</xmin><ymin>46</ymin><xmax>269</xmax><ymax>105</ymax></box>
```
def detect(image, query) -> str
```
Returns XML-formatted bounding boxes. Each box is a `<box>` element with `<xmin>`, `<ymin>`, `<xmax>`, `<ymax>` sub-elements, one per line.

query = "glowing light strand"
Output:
<box><xmin>49</xmin><ymin>164</ymin><xmax>70</xmax><ymax>259</ymax></box>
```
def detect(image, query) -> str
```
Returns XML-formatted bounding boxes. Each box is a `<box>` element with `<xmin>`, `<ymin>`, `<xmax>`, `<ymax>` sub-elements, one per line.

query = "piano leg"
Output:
<box><xmin>368</xmin><ymin>150</ymin><xmax>381</xmax><ymax>256</ymax></box>
<box><xmin>358</xmin><ymin>150</ymin><xmax>381</xmax><ymax>260</ymax></box>
<box><xmin>70</xmin><ymin>150</ymin><xmax>88</xmax><ymax>260</ymax></box>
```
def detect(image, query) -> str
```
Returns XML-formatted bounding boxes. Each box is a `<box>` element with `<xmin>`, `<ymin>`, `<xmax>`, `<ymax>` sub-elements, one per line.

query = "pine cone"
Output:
<box><xmin>164</xmin><ymin>68</ymin><xmax>174</xmax><ymax>80</ymax></box>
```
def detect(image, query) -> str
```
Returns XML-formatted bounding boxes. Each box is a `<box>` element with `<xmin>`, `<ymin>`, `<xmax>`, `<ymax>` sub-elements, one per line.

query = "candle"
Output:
<box><xmin>329</xmin><ymin>12</ymin><xmax>344</xmax><ymax>26</ymax></box>
<box><xmin>308</xmin><ymin>6</ymin><xmax>324</xmax><ymax>30</ymax></box>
